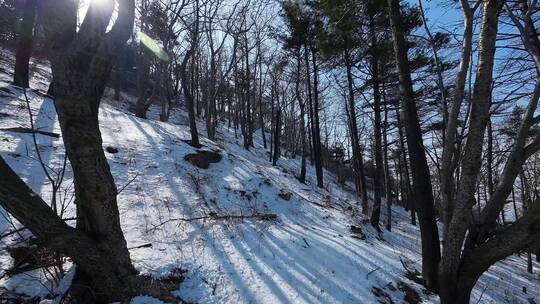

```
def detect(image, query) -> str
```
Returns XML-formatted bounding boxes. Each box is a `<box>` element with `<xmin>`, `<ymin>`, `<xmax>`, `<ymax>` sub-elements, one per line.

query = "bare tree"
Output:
<box><xmin>0</xmin><ymin>0</ymin><xmax>178</xmax><ymax>301</ymax></box>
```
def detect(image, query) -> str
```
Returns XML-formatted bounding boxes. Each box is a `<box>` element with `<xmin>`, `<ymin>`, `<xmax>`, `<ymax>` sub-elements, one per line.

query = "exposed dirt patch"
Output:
<box><xmin>371</xmin><ymin>286</ymin><xmax>394</xmax><ymax>304</ymax></box>
<box><xmin>6</xmin><ymin>245</ymin><xmax>61</xmax><ymax>277</ymax></box>
<box><xmin>184</xmin><ymin>150</ymin><xmax>222</xmax><ymax>169</ymax></box>
<box><xmin>397</xmin><ymin>281</ymin><xmax>422</xmax><ymax>304</ymax></box>
<box><xmin>105</xmin><ymin>146</ymin><xmax>119</xmax><ymax>154</ymax></box>
<box><xmin>278</xmin><ymin>190</ymin><xmax>292</xmax><ymax>201</ymax></box>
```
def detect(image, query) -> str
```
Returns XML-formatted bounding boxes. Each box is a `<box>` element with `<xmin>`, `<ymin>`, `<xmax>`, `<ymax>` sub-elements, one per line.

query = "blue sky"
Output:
<box><xmin>409</xmin><ymin>0</ymin><xmax>463</xmax><ymax>36</ymax></box>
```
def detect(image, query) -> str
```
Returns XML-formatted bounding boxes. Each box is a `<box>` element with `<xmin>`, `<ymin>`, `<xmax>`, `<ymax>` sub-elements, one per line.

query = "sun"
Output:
<box><xmin>91</xmin><ymin>0</ymin><xmax>112</xmax><ymax>6</ymax></box>
<box><xmin>78</xmin><ymin>0</ymin><xmax>117</xmax><ymax>29</ymax></box>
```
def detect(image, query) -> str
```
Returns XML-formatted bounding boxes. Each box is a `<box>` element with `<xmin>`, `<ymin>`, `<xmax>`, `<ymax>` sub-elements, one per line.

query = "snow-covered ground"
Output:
<box><xmin>0</xmin><ymin>50</ymin><xmax>539</xmax><ymax>303</ymax></box>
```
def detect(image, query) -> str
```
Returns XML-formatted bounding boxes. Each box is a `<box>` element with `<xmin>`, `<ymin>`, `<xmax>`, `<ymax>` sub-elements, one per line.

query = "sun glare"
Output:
<box><xmin>78</xmin><ymin>0</ymin><xmax>118</xmax><ymax>30</ymax></box>
<box><xmin>91</xmin><ymin>0</ymin><xmax>110</xmax><ymax>6</ymax></box>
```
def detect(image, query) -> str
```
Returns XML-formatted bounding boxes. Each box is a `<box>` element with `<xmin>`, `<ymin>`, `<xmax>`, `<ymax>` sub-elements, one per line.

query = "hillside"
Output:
<box><xmin>0</xmin><ymin>50</ymin><xmax>539</xmax><ymax>304</ymax></box>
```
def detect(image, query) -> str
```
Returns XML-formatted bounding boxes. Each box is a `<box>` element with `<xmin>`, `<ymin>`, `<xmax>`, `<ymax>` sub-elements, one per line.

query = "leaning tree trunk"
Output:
<box><xmin>0</xmin><ymin>157</ymin><xmax>177</xmax><ymax>302</ymax></box>
<box><xmin>387</xmin><ymin>0</ymin><xmax>441</xmax><ymax>291</ymax></box>
<box><xmin>13</xmin><ymin>0</ymin><xmax>36</xmax><ymax>88</ymax></box>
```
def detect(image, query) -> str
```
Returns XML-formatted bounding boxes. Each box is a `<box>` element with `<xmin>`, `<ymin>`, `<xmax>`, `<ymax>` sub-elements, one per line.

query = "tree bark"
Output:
<box><xmin>344</xmin><ymin>51</ymin><xmax>369</xmax><ymax>214</ymax></box>
<box><xmin>309</xmin><ymin>46</ymin><xmax>324</xmax><ymax>188</ymax></box>
<box><xmin>382</xmin><ymin>81</ymin><xmax>393</xmax><ymax>231</ymax></box>
<box><xmin>273</xmin><ymin>105</ymin><xmax>281</xmax><ymax>166</ymax></box>
<box><xmin>181</xmin><ymin>50</ymin><xmax>200</xmax><ymax>147</ymax></box>
<box><xmin>0</xmin><ymin>157</ymin><xmax>176</xmax><ymax>302</ymax></box>
<box><xmin>369</xmin><ymin>14</ymin><xmax>384</xmax><ymax>231</ymax></box>
<box><xmin>439</xmin><ymin>1</ymin><xmax>504</xmax><ymax>302</ymax></box>
<box><xmin>13</xmin><ymin>0</ymin><xmax>36</xmax><ymax>88</ymax></box>
<box><xmin>395</xmin><ymin>103</ymin><xmax>416</xmax><ymax>225</ymax></box>
<box><xmin>114</xmin><ymin>61</ymin><xmax>122</xmax><ymax>101</ymax></box>
<box><xmin>243</xmin><ymin>34</ymin><xmax>253</xmax><ymax>150</ymax></box>
<box><xmin>387</xmin><ymin>0</ymin><xmax>440</xmax><ymax>291</ymax></box>
<box><xmin>15</xmin><ymin>0</ymin><xmax>178</xmax><ymax>301</ymax></box>
<box><xmin>440</xmin><ymin>0</ymin><xmax>476</xmax><ymax>237</ymax></box>
<box><xmin>296</xmin><ymin>48</ymin><xmax>307</xmax><ymax>183</ymax></box>
<box><xmin>258</xmin><ymin>44</ymin><xmax>267</xmax><ymax>149</ymax></box>
<box><xmin>133</xmin><ymin>46</ymin><xmax>151</xmax><ymax>118</ymax></box>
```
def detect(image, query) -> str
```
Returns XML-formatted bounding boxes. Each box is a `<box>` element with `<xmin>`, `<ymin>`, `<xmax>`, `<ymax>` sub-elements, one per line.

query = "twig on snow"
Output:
<box><xmin>1</xmin><ymin>127</ymin><xmax>60</xmax><ymax>138</ymax></box>
<box><xmin>118</xmin><ymin>172</ymin><xmax>140</xmax><ymax>195</ymax></box>
<box><xmin>147</xmin><ymin>212</ymin><xmax>278</xmax><ymax>232</ymax></box>
<box><xmin>367</xmin><ymin>267</ymin><xmax>381</xmax><ymax>279</ymax></box>
<box><xmin>128</xmin><ymin>243</ymin><xmax>153</xmax><ymax>250</ymax></box>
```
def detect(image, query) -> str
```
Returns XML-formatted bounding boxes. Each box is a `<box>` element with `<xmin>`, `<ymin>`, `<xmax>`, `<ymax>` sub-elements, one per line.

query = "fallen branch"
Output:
<box><xmin>118</xmin><ymin>172</ymin><xmax>140</xmax><ymax>195</ymax></box>
<box><xmin>303</xmin><ymin>198</ymin><xmax>338</xmax><ymax>210</ymax></box>
<box><xmin>128</xmin><ymin>243</ymin><xmax>152</xmax><ymax>250</ymax></box>
<box><xmin>399</xmin><ymin>257</ymin><xmax>423</xmax><ymax>285</ymax></box>
<box><xmin>1</xmin><ymin>127</ymin><xmax>60</xmax><ymax>138</ymax></box>
<box><xmin>366</xmin><ymin>266</ymin><xmax>380</xmax><ymax>279</ymax></box>
<box><xmin>0</xmin><ymin>228</ymin><xmax>26</xmax><ymax>240</ymax></box>
<box><xmin>148</xmin><ymin>213</ymin><xmax>278</xmax><ymax>232</ymax></box>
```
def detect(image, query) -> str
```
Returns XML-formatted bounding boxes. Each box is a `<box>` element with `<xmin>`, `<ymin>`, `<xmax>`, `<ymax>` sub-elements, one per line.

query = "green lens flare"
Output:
<box><xmin>137</xmin><ymin>32</ymin><xmax>170</xmax><ymax>62</ymax></box>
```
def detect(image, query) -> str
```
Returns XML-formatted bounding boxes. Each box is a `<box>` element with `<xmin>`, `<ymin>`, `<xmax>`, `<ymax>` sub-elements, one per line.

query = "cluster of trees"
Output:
<box><xmin>0</xmin><ymin>0</ymin><xmax>539</xmax><ymax>303</ymax></box>
<box><xmin>280</xmin><ymin>1</ymin><xmax>540</xmax><ymax>302</ymax></box>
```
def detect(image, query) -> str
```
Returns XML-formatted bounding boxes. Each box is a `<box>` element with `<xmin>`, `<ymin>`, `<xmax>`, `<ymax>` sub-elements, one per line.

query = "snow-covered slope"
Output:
<box><xmin>0</xmin><ymin>51</ymin><xmax>539</xmax><ymax>304</ymax></box>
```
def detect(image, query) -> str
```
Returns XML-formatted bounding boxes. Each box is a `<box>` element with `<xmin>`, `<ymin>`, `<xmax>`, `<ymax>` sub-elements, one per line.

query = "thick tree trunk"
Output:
<box><xmin>13</xmin><ymin>0</ymin><xmax>36</xmax><ymax>88</ymax></box>
<box><xmin>472</xmin><ymin>0</ymin><xmax>540</xmax><ymax>244</ymax></box>
<box><xmin>439</xmin><ymin>1</ymin><xmax>503</xmax><ymax>302</ymax></box>
<box><xmin>387</xmin><ymin>0</ymin><xmax>440</xmax><ymax>291</ymax></box>
<box><xmin>440</xmin><ymin>0</ymin><xmax>475</xmax><ymax>238</ymax></box>
<box><xmin>47</xmin><ymin>20</ymin><xmax>139</xmax><ymax>304</ymax></box>
<box><xmin>14</xmin><ymin>0</ymin><xmax>178</xmax><ymax>301</ymax></box>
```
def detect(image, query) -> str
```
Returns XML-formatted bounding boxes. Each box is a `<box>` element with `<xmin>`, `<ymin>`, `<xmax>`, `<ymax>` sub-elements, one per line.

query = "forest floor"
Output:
<box><xmin>0</xmin><ymin>49</ymin><xmax>539</xmax><ymax>304</ymax></box>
